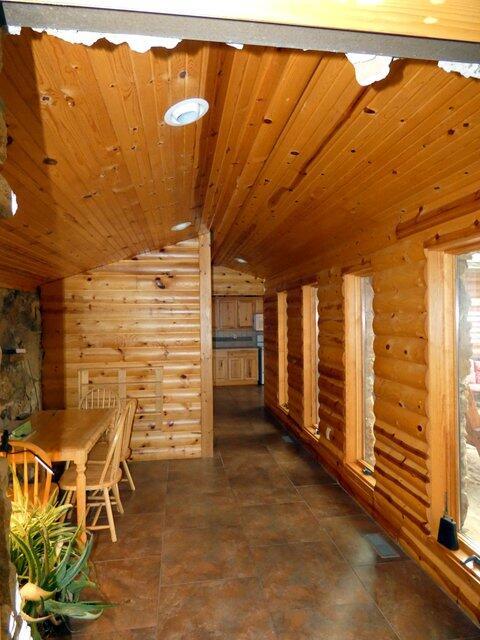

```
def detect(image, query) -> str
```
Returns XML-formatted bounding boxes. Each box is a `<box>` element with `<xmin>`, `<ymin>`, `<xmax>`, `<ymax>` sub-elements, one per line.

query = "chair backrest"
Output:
<box><xmin>6</xmin><ymin>441</ymin><xmax>53</xmax><ymax>506</ymax></box>
<box><xmin>79</xmin><ymin>386</ymin><xmax>120</xmax><ymax>410</ymax></box>
<box><xmin>121</xmin><ymin>398</ymin><xmax>138</xmax><ymax>461</ymax></box>
<box><xmin>99</xmin><ymin>410</ymin><xmax>126</xmax><ymax>485</ymax></box>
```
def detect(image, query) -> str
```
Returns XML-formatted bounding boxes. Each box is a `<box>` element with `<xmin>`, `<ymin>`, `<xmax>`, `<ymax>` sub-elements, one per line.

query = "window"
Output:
<box><xmin>302</xmin><ymin>284</ymin><xmax>319</xmax><ymax>432</ymax></box>
<box><xmin>344</xmin><ymin>273</ymin><xmax>376</xmax><ymax>473</ymax></box>
<box><xmin>456</xmin><ymin>251</ymin><xmax>480</xmax><ymax>550</ymax></box>
<box><xmin>277</xmin><ymin>291</ymin><xmax>288</xmax><ymax>411</ymax></box>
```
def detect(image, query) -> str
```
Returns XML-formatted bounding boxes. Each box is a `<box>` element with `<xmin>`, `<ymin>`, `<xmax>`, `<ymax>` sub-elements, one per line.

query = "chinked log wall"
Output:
<box><xmin>264</xmin><ymin>211</ymin><xmax>480</xmax><ymax>623</ymax></box>
<box><xmin>41</xmin><ymin>237</ymin><xmax>213</xmax><ymax>461</ymax></box>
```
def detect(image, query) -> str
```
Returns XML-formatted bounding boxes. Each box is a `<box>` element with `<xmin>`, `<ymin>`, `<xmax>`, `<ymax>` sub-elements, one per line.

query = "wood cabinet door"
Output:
<box><xmin>237</xmin><ymin>299</ymin><xmax>255</xmax><ymax>328</ymax></box>
<box><xmin>244</xmin><ymin>352</ymin><xmax>259</xmax><ymax>381</ymax></box>
<box><xmin>218</xmin><ymin>299</ymin><xmax>238</xmax><ymax>328</ymax></box>
<box><xmin>228</xmin><ymin>356</ymin><xmax>245</xmax><ymax>381</ymax></box>
<box><xmin>214</xmin><ymin>353</ymin><xmax>228</xmax><ymax>382</ymax></box>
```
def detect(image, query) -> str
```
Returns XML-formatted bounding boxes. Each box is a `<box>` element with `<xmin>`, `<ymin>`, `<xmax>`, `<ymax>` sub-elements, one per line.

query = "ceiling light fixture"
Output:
<box><xmin>235</xmin><ymin>257</ymin><xmax>247</xmax><ymax>264</ymax></box>
<box><xmin>171</xmin><ymin>221</ymin><xmax>192</xmax><ymax>232</ymax></box>
<box><xmin>11</xmin><ymin>191</ymin><xmax>18</xmax><ymax>216</ymax></box>
<box><xmin>164</xmin><ymin>98</ymin><xmax>209</xmax><ymax>127</ymax></box>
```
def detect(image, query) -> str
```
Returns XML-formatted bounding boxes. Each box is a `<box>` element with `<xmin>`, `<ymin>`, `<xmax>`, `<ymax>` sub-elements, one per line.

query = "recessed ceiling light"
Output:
<box><xmin>235</xmin><ymin>257</ymin><xmax>247</xmax><ymax>264</ymax></box>
<box><xmin>164</xmin><ymin>98</ymin><xmax>209</xmax><ymax>127</ymax></box>
<box><xmin>11</xmin><ymin>191</ymin><xmax>18</xmax><ymax>216</ymax></box>
<box><xmin>171</xmin><ymin>221</ymin><xmax>192</xmax><ymax>232</ymax></box>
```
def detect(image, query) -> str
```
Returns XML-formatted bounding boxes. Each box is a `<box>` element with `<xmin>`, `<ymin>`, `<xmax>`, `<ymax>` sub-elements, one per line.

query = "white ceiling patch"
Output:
<box><xmin>438</xmin><ymin>61</ymin><xmax>480</xmax><ymax>80</ymax></box>
<box><xmin>346</xmin><ymin>53</ymin><xmax>393</xmax><ymax>86</ymax></box>
<box><xmin>7</xmin><ymin>26</ymin><xmax>181</xmax><ymax>52</ymax></box>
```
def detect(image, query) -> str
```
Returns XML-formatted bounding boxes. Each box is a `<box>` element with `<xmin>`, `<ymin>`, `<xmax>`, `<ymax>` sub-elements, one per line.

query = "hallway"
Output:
<box><xmin>75</xmin><ymin>386</ymin><xmax>479</xmax><ymax>639</ymax></box>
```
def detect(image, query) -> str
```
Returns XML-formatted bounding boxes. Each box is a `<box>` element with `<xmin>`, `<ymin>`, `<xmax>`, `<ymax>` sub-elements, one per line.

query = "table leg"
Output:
<box><xmin>75</xmin><ymin>454</ymin><xmax>87</xmax><ymax>545</ymax></box>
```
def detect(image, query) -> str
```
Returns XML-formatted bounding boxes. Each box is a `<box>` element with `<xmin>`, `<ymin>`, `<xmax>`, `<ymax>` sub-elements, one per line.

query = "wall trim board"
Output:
<box><xmin>199</xmin><ymin>232</ymin><xmax>213</xmax><ymax>457</ymax></box>
<box><xmin>397</xmin><ymin>195</ymin><xmax>480</xmax><ymax>241</ymax></box>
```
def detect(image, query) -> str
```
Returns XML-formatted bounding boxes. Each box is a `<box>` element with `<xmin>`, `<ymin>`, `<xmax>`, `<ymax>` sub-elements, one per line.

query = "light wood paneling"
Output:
<box><xmin>3</xmin><ymin>33</ymin><xmax>480</xmax><ymax>290</ymax></box>
<box><xmin>212</xmin><ymin>266</ymin><xmax>264</xmax><ymax>296</ymax></box>
<box><xmin>0</xmin><ymin>31</ymin><xmax>230</xmax><ymax>289</ymax></box>
<box><xmin>41</xmin><ymin>238</ymin><xmax>210</xmax><ymax>461</ymax></box>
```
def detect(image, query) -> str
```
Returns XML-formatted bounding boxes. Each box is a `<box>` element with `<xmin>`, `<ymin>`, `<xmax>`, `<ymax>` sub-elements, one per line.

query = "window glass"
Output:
<box><xmin>361</xmin><ymin>276</ymin><xmax>376</xmax><ymax>467</ymax></box>
<box><xmin>457</xmin><ymin>252</ymin><xmax>480</xmax><ymax>547</ymax></box>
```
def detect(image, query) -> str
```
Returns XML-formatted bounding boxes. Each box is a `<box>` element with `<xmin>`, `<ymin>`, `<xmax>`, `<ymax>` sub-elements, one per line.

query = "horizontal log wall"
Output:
<box><xmin>212</xmin><ymin>266</ymin><xmax>264</xmax><ymax>296</ymax></box>
<box><xmin>264</xmin><ymin>213</ymin><xmax>480</xmax><ymax>624</ymax></box>
<box><xmin>41</xmin><ymin>238</ymin><xmax>207</xmax><ymax>461</ymax></box>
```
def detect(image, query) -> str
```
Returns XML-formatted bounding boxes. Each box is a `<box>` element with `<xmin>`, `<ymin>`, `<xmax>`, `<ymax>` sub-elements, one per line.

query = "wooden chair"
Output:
<box><xmin>79</xmin><ymin>386</ymin><xmax>120</xmax><ymax>410</ymax></box>
<box><xmin>77</xmin><ymin>385</ymin><xmax>121</xmax><ymax>454</ymax></box>
<box><xmin>89</xmin><ymin>398</ymin><xmax>138</xmax><ymax>490</ymax></box>
<box><xmin>5</xmin><ymin>441</ymin><xmax>53</xmax><ymax>506</ymax></box>
<box><xmin>59</xmin><ymin>414</ymin><xmax>124</xmax><ymax>542</ymax></box>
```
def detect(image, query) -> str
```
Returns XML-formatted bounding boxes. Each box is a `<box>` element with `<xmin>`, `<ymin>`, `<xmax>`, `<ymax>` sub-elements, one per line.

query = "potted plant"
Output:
<box><xmin>9</xmin><ymin>477</ymin><xmax>111</xmax><ymax>639</ymax></box>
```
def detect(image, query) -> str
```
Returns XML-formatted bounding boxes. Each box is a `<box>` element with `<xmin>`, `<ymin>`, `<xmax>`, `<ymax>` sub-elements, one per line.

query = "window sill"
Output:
<box><xmin>437</xmin><ymin>538</ymin><xmax>480</xmax><ymax>582</ymax></box>
<box><xmin>279</xmin><ymin>404</ymin><xmax>289</xmax><ymax>416</ymax></box>
<box><xmin>346</xmin><ymin>460</ymin><xmax>376</xmax><ymax>489</ymax></box>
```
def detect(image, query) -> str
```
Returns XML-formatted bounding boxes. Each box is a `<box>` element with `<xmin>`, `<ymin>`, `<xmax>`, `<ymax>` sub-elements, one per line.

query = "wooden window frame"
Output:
<box><xmin>427</xmin><ymin>246</ymin><xmax>480</xmax><ymax>565</ymax></box>
<box><xmin>426</xmin><ymin>223</ymin><xmax>480</xmax><ymax>580</ymax></box>
<box><xmin>302</xmin><ymin>284</ymin><xmax>319</xmax><ymax>433</ymax></box>
<box><xmin>277</xmin><ymin>290</ymin><xmax>289</xmax><ymax>413</ymax></box>
<box><xmin>344</xmin><ymin>271</ymin><xmax>376</xmax><ymax>485</ymax></box>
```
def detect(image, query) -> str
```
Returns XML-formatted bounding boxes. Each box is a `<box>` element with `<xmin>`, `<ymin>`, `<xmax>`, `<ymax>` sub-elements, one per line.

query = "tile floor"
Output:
<box><xmin>68</xmin><ymin>386</ymin><xmax>480</xmax><ymax>640</ymax></box>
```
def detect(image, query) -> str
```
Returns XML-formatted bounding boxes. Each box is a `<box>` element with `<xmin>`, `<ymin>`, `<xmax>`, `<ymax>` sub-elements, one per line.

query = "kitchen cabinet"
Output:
<box><xmin>213</xmin><ymin>348</ymin><xmax>258</xmax><ymax>386</ymax></box>
<box><xmin>228</xmin><ymin>355</ymin><xmax>245</xmax><ymax>381</ymax></box>
<box><xmin>213</xmin><ymin>296</ymin><xmax>262</xmax><ymax>330</ymax></box>
<box><xmin>214</xmin><ymin>352</ymin><xmax>228</xmax><ymax>383</ymax></box>
<box><xmin>237</xmin><ymin>299</ymin><xmax>255</xmax><ymax>327</ymax></box>
<box><xmin>217</xmin><ymin>299</ymin><xmax>238</xmax><ymax>329</ymax></box>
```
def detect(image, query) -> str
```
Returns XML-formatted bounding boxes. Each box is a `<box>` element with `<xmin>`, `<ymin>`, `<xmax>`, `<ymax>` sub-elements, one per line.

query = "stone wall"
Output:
<box><xmin>0</xmin><ymin>288</ymin><xmax>41</xmax><ymax>639</ymax></box>
<box><xmin>0</xmin><ymin>289</ymin><xmax>42</xmax><ymax>425</ymax></box>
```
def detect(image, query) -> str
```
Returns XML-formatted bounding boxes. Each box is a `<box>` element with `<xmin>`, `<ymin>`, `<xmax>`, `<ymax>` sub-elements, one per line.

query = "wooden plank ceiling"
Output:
<box><xmin>1</xmin><ymin>29</ymin><xmax>480</xmax><ymax>289</ymax></box>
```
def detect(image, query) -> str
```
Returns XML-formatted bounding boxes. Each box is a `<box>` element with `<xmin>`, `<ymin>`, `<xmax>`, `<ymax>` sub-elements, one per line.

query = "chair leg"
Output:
<box><xmin>91</xmin><ymin>504</ymin><xmax>103</xmax><ymax>527</ymax></box>
<box><xmin>103</xmin><ymin>488</ymin><xmax>117</xmax><ymax>543</ymax></box>
<box><xmin>122</xmin><ymin>460</ymin><xmax>136</xmax><ymax>491</ymax></box>
<box><xmin>112</xmin><ymin>483</ymin><xmax>124</xmax><ymax>514</ymax></box>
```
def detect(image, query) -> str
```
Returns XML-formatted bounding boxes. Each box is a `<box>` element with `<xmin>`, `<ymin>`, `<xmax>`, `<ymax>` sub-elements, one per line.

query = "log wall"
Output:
<box><xmin>264</xmin><ymin>212</ymin><xmax>480</xmax><ymax>624</ymax></box>
<box><xmin>212</xmin><ymin>266</ymin><xmax>264</xmax><ymax>296</ymax></box>
<box><xmin>41</xmin><ymin>238</ymin><xmax>213</xmax><ymax>461</ymax></box>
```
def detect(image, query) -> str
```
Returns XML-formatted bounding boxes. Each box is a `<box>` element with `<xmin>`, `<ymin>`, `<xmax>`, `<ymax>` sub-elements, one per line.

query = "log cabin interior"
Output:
<box><xmin>1</xmin><ymin>1</ymin><xmax>480</xmax><ymax>638</ymax></box>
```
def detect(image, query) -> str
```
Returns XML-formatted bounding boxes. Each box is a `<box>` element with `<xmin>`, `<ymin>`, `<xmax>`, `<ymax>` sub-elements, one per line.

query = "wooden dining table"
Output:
<box><xmin>26</xmin><ymin>408</ymin><xmax>116</xmax><ymax>543</ymax></box>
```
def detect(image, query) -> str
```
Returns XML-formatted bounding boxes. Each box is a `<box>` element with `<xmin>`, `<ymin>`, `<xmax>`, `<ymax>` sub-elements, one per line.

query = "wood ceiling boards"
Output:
<box><xmin>1</xmin><ymin>30</ymin><xmax>480</xmax><ymax>288</ymax></box>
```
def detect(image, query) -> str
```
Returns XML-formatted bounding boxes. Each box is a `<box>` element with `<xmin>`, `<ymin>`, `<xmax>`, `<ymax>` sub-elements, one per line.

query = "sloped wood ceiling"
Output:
<box><xmin>1</xmin><ymin>29</ymin><xmax>480</xmax><ymax>289</ymax></box>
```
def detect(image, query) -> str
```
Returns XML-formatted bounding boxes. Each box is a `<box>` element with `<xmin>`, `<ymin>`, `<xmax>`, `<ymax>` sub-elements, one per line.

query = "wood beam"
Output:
<box><xmin>199</xmin><ymin>231</ymin><xmax>213</xmax><ymax>457</ymax></box>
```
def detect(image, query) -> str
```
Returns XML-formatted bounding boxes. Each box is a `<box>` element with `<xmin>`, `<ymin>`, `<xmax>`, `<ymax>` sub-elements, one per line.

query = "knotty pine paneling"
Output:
<box><xmin>3</xmin><ymin>32</ymin><xmax>480</xmax><ymax>290</ymax></box>
<box><xmin>264</xmin><ymin>213</ymin><xmax>480</xmax><ymax>624</ymax></box>
<box><xmin>41</xmin><ymin>239</ymin><xmax>207</xmax><ymax>461</ymax></box>
<box><xmin>212</xmin><ymin>266</ymin><xmax>264</xmax><ymax>296</ymax></box>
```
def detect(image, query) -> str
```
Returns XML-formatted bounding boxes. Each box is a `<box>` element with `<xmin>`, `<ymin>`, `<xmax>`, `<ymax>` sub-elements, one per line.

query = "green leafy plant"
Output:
<box><xmin>9</xmin><ymin>475</ymin><xmax>111</xmax><ymax>639</ymax></box>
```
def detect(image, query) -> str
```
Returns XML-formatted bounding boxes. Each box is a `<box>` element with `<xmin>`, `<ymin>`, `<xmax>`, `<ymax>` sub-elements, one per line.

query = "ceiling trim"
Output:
<box><xmin>2</xmin><ymin>2</ymin><xmax>480</xmax><ymax>63</ymax></box>
<box><xmin>3</xmin><ymin>0</ymin><xmax>480</xmax><ymax>44</ymax></box>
